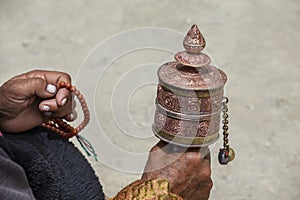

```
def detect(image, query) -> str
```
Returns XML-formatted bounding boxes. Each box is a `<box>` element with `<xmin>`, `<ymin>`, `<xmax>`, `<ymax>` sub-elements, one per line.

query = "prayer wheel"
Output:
<box><xmin>153</xmin><ymin>25</ymin><xmax>229</xmax><ymax>149</ymax></box>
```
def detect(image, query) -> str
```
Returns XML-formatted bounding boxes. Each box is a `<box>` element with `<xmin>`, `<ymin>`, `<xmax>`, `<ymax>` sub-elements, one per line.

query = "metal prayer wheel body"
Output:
<box><xmin>153</xmin><ymin>25</ymin><xmax>227</xmax><ymax>147</ymax></box>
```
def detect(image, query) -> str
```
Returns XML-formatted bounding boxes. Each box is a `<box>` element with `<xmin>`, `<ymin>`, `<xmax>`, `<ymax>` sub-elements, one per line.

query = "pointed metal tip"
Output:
<box><xmin>191</xmin><ymin>24</ymin><xmax>198</xmax><ymax>29</ymax></box>
<box><xmin>175</xmin><ymin>25</ymin><xmax>211</xmax><ymax>67</ymax></box>
<box><xmin>183</xmin><ymin>24</ymin><xmax>206</xmax><ymax>53</ymax></box>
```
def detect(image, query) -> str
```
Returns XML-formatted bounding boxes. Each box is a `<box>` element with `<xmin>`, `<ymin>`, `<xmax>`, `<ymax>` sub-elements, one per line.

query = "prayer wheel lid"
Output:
<box><xmin>158</xmin><ymin>24</ymin><xmax>227</xmax><ymax>91</ymax></box>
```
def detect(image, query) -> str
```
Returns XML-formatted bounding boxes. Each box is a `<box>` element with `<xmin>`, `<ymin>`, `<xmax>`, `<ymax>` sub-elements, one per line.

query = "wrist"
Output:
<box><xmin>0</xmin><ymin>86</ymin><xmax>14</xmax><ymax>131</ymax></box>
<box><xmin>0</xmin><ymin>96</ymin><xmax>10</xmax><ymax>120</ymax></box>
<box><xmin>0</xmin><ymin>87</ymin><xmax>7</xmax><ymax>119</ymax></box>
<box><xmin>0</xmin><ymin>84</ymin><xmax>17</xmax><ymax>120</ymax></box>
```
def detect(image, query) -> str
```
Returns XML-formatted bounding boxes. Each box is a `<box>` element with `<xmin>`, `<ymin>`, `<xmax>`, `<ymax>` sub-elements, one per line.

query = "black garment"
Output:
<box><xmin>1</xmin><ymin>127</ymin><xmax>105</xmax><ymax>200</ymax></box>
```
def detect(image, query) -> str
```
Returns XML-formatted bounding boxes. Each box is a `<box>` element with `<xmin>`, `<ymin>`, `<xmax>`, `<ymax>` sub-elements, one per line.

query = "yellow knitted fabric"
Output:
<box><xmin>110</xmin><ymin>179</ymin><xmax>183</xmax><ymax>200</ymax></box>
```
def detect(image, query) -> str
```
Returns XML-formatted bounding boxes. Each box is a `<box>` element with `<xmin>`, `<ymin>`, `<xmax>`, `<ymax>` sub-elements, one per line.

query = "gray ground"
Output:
<box><xmin>1</xmin><ymin>0</ymin><xmax>299</xmax><ymax>199</ymax></box>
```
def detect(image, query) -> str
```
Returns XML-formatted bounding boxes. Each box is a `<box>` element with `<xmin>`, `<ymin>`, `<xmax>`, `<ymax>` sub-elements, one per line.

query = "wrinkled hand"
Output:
<box><xmin>142</xmin><ymin>141</ymin><xmax>213</xmax><ymax>200</ymax></box>
<box><xmin>0</xmin><ymin>70</ymin><xmax>76</xmax><ymax>133</ymax></box>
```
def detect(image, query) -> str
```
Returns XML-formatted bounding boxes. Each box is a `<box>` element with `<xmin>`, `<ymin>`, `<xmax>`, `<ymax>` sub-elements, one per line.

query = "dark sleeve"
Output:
<box><xmin>0</xmin><ymin>138</ymin><xmax>36</xmax><ymax>200</ymax></box>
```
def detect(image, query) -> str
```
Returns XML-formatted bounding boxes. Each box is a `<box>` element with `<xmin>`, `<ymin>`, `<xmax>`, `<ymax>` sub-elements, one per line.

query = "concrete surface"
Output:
<box><xmin>1</xmin><ymin>0</ymin><xmax>299</xmax><ymax>199</ymax></box>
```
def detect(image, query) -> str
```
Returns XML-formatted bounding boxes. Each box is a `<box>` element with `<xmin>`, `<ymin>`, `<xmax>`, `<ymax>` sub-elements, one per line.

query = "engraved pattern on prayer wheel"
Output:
<box><xmin>153</xmin><ymin>25</ymin><xmax>227</xmax><ymax>147</ymax></box>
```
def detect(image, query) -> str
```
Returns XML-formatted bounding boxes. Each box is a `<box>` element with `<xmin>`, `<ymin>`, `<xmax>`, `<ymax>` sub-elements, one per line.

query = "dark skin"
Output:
<box><xmin>0</xmin><ymin>70</ymin><xmax>76</xmax><ymax>133</ymax></box>
<box><xmin>0</xmin><ymin>70</ymin><xmax>212</xmax><ymax>199</ymax></box>
<box><xmin>142</xmin><ymin>142</ymin><xmax>213</xmax><ymax>200</ymax></box>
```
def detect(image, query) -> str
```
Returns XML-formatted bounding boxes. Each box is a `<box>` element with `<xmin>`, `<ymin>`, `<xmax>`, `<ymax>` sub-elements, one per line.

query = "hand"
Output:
<box><xmin>141</xmin><ymin>141</ymin><xmax>213</xmax><ymax>200</ymax></box>
<box><xmin>0</xmin><ymin>70</ymin><xmax>76</xmax><ymax>133</ymax></box>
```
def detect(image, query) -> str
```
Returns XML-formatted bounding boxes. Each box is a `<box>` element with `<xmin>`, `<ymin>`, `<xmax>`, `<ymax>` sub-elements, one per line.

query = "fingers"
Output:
<box><xmin>12</xmin><ymin>70</ymin><xmax>72</xmax><ymax>106</ymax></box>
<box><xmin>39</xmin><ymin>93</ymin><xmax>76</xmax><ymax>120</ymax></box>
<box><xmin>64</xmin><ymin>110</ymin><xmax>77</xmax><ymax>122</ymax></box>
<box><xmin>36</xmin><ymin>70</ymin><xmax>72</xmax><ymax>107</ymax></box>
<box><xmin>17</xmin><ymin>70</ymin><xmax>75</xmax><ymax>119</ymax></box>
<box><xmin>64</xmin><ymin>99</ymin><xmax>77</xmax><ymax>121</ymax></box>
<box><xmin>9</xmin><ymin>77</ymin><xmax>57</xmax><ymax>99</ymax></box>
<box><xmin>55</xmin><ymin>88</ymin><xmax>69</xmax><ymax>106</ymax></box>
<box><xmin>14</xmin><ymin>70</ymin><xmax>72</xmax><ymax>85</ymax></box>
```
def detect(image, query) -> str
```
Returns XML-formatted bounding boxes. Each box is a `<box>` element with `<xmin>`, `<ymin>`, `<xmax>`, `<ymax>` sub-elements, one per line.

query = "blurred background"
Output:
<box><xmin>0</xmin><ymin>0</ymin><xmax>299</xmax><ymax>199</ymax></box>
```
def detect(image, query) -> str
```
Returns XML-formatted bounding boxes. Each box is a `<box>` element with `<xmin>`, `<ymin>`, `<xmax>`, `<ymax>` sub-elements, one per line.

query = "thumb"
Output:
<box><xmin>20</xmin><ymin>77</ymin><xmax>57</xmax><ymax>98</ymax></box>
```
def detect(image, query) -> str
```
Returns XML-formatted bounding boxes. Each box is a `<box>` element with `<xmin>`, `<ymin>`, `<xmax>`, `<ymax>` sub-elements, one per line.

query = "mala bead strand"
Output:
<box><xmin>41</xmin><ymin>81</ymin><xmax>90</xmax><ymax>139</ymax></box>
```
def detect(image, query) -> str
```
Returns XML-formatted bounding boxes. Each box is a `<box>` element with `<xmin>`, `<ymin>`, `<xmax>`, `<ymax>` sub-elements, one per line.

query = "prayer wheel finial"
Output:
<box><xmin>175</xmin><ymin>25</ymin><xmax>211</xmax><ymax>68</ymax></box>
<box><xmin>183</xmin><ymin>24</ymin><xmax>206</xmax><ymax>53</ymax></box>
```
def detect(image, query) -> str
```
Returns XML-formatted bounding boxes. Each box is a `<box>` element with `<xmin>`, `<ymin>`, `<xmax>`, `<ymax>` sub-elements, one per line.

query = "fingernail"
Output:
<box><xmin>61</xmin><ymin>98</ymin><xmax>67</xmax><ymax>106</ymax></box>
<box><xmin>44</xmin><ymin>111</ymin><xmax>52</xmax><ymax>116</ymax></box>
<box><xmin>46</xmin><ymin>84</ymin><xmax>57</xmax><ymax>94</ymax></box>
<box><xmin>42</xmin><ymin>105</ymin><xmax>50</xmax><ymax>111</ymax></box>
<box><xmin>68</xmin><ymin>113</ymin><xmax>74</xmax><ymax>120</ymax></box>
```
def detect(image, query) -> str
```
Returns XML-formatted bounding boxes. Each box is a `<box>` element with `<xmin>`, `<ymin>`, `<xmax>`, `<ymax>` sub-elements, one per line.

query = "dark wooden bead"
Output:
<box><xmin>78</xmin><ymin>94</ymin><xmax>83</xmax><ymax>100</ymax></box>
<box><xmin>66</xmin><ymin>83</ymin><xmax>71</xmax><ymax>90</ymax></box>
<box><xmin>59</xmin><ymin>81</ymin><xmax>66</xmax><ymax>88</ymax></box>
<box><xmin>70</xmin><ymin>86</ymin><xmax>76</xmax><ymax>92</ymax></box>
<box><xmin>72</xmin><ymin>129</ymin><xmax>78</xmax><ymax>135</ymax></box>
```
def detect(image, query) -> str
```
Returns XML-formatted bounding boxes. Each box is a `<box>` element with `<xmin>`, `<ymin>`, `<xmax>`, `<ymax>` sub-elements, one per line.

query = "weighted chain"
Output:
<box><xmin>218</xmin><ymin>97</ymin><xmax>235</xmax><ymax>165</ymax></box>
<box><xmin>222</xmin><ymin>97</ymin><xmax>230</xmax><ymax>150</ymax></box>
